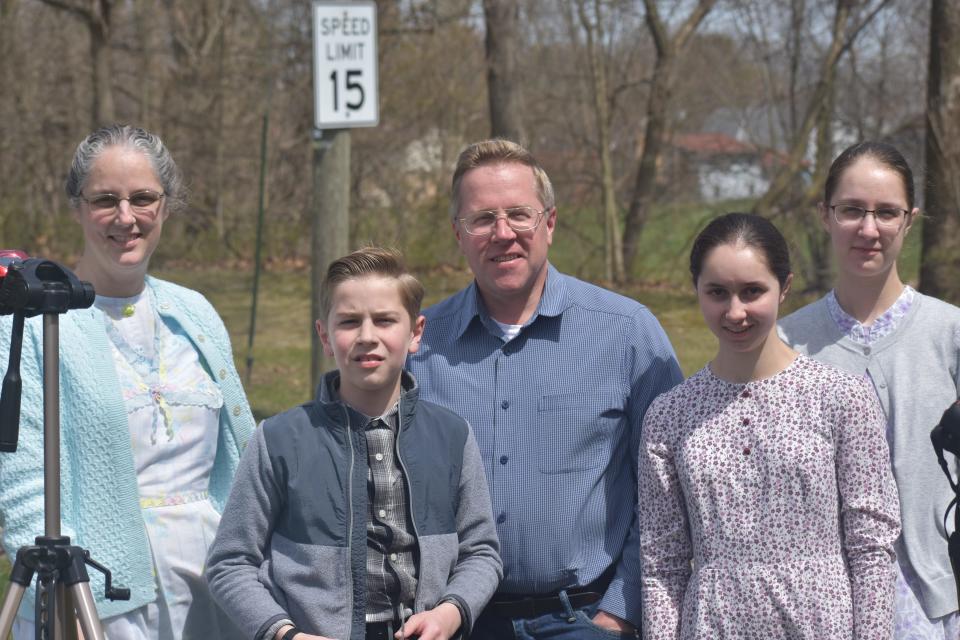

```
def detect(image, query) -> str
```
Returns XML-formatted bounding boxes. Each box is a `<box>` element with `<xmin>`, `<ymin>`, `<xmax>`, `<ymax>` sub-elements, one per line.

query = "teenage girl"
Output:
<box><xmin>639</xmin><ymin>212</ymin><xmax>900</xmax><ymax>639</ymax></box>
<box><xmin>780</xmin><ymin>142</ymin><xmax>960</xmax><ymax>638</ymax></box>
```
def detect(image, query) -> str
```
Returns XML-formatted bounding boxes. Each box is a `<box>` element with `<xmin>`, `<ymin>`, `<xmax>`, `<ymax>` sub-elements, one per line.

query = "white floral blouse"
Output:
<box><xmin>638</xmin><ymin>354</ymin><xmax>900</xmax><ymax>639</ymax></box>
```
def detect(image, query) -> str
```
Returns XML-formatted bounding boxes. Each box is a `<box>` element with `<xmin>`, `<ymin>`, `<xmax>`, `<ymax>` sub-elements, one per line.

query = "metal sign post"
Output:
<box><xmin>310</xmin><ymin>1</ymin><xmax>379</xmax><ymax>389</ymax></box>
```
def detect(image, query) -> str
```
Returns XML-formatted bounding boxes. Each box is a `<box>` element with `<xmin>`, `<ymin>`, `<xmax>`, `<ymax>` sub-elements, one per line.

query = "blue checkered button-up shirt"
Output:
<box><xmin>408</xmin><ymin>264</ymin><xmax>683</xmax><ymax>625</ymax></box>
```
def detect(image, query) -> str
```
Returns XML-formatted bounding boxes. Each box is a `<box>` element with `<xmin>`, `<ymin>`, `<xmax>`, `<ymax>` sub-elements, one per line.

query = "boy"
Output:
<box><xmin>206</xmin><ymin>247</ymin><xmax>502</xmax><ymax>640</ymax></box>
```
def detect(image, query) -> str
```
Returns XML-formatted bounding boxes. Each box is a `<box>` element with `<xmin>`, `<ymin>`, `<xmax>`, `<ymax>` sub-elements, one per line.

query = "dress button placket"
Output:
<box><xmin>740</xmin><ymin>388</ymin><xmax>751</xmax><ymax>456</ymax></box>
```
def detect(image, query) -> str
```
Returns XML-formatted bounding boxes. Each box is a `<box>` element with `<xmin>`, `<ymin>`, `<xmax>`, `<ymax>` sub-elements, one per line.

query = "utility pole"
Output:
<box><xmin>310</xmin><ymin>129</ymin><xmax>351</xmax><ymax>388</ymax></box>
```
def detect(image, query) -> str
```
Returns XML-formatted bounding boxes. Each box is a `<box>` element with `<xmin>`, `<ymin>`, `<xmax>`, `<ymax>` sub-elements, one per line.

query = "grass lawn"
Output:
<box><xmin>155</xmin><ymin>263</ymin><xmax>720</xmax><ymax>419</ymax></box>
<box><xmin>160</xmin><ymin>199</ymin><xmax>764</xmax><ymax>416</ymax></box>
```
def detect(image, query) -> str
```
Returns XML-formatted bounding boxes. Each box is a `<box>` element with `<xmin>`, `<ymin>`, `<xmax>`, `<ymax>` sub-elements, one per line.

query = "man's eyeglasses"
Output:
<box><xmin>457</xmin><ymin>206</ymin><xmax>549</xmax><ymax>236</ymax></box>
<box><xmin>830</xmin><ymin>204</ymin><xmax>909</xmax><ymax>229</ymax></box>
<box><xmin>81</xmin><ymin>190</ymin><xmax>165</xmax><ymax>218</ymax></box>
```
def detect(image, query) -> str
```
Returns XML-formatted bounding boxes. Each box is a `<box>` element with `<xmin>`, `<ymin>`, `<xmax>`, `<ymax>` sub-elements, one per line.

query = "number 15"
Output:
<box><xmin>330</xmin><ymin>69</ymin><xmax>365</xmax><ymax>111</ymax></box>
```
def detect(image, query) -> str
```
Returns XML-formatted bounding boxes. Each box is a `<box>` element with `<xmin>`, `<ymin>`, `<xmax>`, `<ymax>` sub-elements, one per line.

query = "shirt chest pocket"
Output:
<box><xmin>536</xmin><ymin>391</ymin><xmax>625</xmax><ymax>474</ymax></box>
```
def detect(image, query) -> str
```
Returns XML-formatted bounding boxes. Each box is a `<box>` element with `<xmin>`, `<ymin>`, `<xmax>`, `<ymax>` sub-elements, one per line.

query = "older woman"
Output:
<box><xmin>0</xmin><ymin>125</ymin><xmax>255</xmax><ymax>639</ymax></box>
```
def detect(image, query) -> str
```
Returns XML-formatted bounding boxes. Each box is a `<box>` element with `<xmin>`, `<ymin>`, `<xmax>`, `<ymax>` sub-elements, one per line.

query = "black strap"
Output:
<box><xmin>281</xmin><ymin>627</ymin><xmax>302</xmax><ymax>640</ymax></box>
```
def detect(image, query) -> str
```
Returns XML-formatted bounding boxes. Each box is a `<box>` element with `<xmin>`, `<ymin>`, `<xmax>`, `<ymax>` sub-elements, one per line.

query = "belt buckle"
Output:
<box><xmin>367</xmin><ymin>620</ymin><xmax>394</xmax><ymax>640</ymax></box>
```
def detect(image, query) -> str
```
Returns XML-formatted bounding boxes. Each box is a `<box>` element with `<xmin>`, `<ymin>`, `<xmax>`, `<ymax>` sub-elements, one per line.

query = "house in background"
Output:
<box><xmin>664</xmin><ymin>132</ymin><xmax>781</xmax><ymax>203</ymax></box>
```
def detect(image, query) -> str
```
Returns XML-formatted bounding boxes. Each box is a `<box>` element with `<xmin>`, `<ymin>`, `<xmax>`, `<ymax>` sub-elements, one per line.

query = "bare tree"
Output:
<box><xmin>162</xmin><ymin>0</ymin><xmax>235</xmax><ymax>238</ymax></box>
<box><xmin>751</xmin><ymin>0</ymin><xmax>892</xmax><ymax>216</ymax></box>
<box><xmin>920</xmin><ymin>0</ymin><xmax>960</xmax><ymax>303</ymax></box>
<box><xmin>576</xmin><ymin>0</ymin><xmax>624</xmax><ymax>282</ymax></box>
<box><xmin>622</xmin><ymin>0</ymin><xmax>716</xmax><ymax>274</ymax></box>
<box><xmin>483</xmin><ymin>0</ymin><xmax>525</xmax><ymax>142</ymax></box>
<box><xmin>37</xmin><ymin>0</ymin><xmax>116</xmax><ymax>127</ymax></box>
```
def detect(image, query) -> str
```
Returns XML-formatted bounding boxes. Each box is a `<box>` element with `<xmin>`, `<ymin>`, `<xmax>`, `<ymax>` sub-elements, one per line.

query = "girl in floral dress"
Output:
<box><xmin>638</xmin><ymin>212</ymin><xmax>900</xmax><ymax>639</ymax></box>
<box><xmin>780</xmin><ymin>142</ymin><xmax>960</xmax><ymax>639</ymax></box>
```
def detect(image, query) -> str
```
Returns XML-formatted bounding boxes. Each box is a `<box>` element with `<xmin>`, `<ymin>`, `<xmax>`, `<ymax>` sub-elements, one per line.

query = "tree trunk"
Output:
<box><xmin>752</xmin><ymin>0</ymin><xmax>852</xmax><ymax>216</ymax></box>
<box><xmin>622</xmin><ymin>54</ymin><xmax>671</xmax><ymax>272</ymax></box>
<box><xmin>752</xmin><ymin>0</ymin><xmax>891</xmax><ymax>216</ymax></box>
<box><xmin>578</xmin><ymin>0</ymin><xmax>624</xmax><ymax>283</ymax></box>
<box><xmin>482</xmin><ymin>0</ymin><xmax>525</xmax><ymax>142</ymax></box>
<box><xmin>622</xmin><ymin>0</ymin><xmax>715</xmax><ymax>273</ymax></box>
<box><xmin>89</xmin><ymin>12</ymin><xmax>114</xmax><ymax>127</ymax></box>
<box><xmin>801</xmin><ymin>83</ymin><xmax>836</xmax><ymax>292</ymax></box>
<box><xmin>920</xmin><ymin>0</ymin><xmax>960</xmax><ymax>304</ymax></box>
<box><xmin>37</xmin><ymin>0</ymin><xmax>115</xmax><ymax>128</ymax></box>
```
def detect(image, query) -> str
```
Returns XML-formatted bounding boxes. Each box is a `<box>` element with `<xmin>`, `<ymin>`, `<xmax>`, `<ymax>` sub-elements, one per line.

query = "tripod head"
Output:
<box><xmin>0</xmin><ymin>252</ymin><xmax>95</xmax><ymax>452</ymax></box>
<box><xmin>0</xmin><ymin>253</ymin><xmax>95</xmax><ymax>318</ymax></box>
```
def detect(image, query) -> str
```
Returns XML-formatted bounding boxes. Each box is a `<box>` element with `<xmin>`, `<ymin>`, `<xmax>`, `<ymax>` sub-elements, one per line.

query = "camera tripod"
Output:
<box><xmin>0</xmin><ymin>257</ymin><xmax>128</xmax><ymax>640</ymax></box>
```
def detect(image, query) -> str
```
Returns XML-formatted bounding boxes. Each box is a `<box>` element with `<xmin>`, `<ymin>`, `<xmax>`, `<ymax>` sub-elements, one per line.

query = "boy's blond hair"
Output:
<box><xmin>320</xmin><ymin>246</ymin><xmax>424</xmax><ymax>323</ymax></box>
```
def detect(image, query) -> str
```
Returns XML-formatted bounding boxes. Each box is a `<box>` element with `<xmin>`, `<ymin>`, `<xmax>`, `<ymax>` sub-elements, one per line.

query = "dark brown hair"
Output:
<box><xmin>690</xmin><ymin>213</ymin><xmax>792</xmax><ymax>288</ymax></box>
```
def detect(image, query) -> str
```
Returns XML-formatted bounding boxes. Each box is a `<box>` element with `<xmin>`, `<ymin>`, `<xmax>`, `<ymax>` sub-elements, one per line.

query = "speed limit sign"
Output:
<box><xmin>313</xmin><ymin>1</ymin><xmax>379</xmax><ymax>129</ymax></box>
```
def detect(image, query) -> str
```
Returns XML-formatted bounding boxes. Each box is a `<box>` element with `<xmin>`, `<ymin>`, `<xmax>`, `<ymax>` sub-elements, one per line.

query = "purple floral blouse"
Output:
<box><xmin>638</xmin><ymin>354</ymin><xmax>901</xmax><ymax>639</ymax></box>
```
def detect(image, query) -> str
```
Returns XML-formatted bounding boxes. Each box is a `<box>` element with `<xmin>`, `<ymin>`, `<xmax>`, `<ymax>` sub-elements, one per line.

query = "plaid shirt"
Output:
<box><xmin>362</xmin><ymin>404</ymin><xmax>419</xmax><ymax>622</ymax></box>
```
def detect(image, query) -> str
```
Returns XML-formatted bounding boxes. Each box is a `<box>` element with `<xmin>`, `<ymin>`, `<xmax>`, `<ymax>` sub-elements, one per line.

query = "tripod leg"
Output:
<box><xmin>0</xmin><ymin>582</ymin><xmax>28</xmax><ymax>639</ymax></box>
<box><xmin>67</xmin><ymin>583</ymin><xmax>104</xmax><ymax>640</ymax></box>
<box><xmin>55</xmin><ymin>584</ymin><xmax>80</xmax><ymax>640</ymax></box>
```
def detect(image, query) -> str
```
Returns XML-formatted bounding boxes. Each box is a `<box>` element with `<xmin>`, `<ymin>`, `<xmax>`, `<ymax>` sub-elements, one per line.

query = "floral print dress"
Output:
<box><xmin>638</xmin><ymin>354</ymin><xmax>900</xmax><ymax>639</ymax></box>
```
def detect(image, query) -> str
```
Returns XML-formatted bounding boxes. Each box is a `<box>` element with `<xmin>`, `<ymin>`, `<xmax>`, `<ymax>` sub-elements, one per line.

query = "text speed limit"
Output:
<box><xmin>313</xmin><ymin>1</ymin><xmax>379</xmax><ymax>129</ymax></box>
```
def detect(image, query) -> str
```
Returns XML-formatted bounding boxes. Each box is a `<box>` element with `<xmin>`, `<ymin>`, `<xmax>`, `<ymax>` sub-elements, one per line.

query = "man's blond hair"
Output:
<box><xmin>449</xmin><ymin>139</ymin><xmax>555</xmax><ymax>220</ymax></box>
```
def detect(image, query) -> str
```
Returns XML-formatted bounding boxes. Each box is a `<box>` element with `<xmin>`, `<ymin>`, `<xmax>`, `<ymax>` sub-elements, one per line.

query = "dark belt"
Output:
<box><xmin>366</xmin><ymin>620</ymin><xmax>399</xmax><ymax>640</ymax></box>
<box><xmin>482</xmin><ymin>569</ymin><xmax>613</xmax><ymax>619</ymax></box>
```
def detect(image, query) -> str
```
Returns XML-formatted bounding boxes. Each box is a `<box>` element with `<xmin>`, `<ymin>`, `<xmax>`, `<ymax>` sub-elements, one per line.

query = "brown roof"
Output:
<box><xmin>672</xmin><ymin>132</ymin><xmax>756</xmax><ymax>155</ymax></box>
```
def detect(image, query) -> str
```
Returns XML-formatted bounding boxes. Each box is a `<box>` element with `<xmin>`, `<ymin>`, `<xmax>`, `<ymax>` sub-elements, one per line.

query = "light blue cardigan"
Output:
<box><xmin>0</xmin><ymin>276</ymin><xmax>255</xmax><ymax>620</ymax></box>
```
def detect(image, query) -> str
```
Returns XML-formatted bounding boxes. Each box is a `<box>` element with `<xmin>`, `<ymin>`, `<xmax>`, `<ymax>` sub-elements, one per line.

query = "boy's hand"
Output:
<box><xmin>395</xmin><ymin>601</ymin><xmax>461</xmax><ymax>640</ymax></box>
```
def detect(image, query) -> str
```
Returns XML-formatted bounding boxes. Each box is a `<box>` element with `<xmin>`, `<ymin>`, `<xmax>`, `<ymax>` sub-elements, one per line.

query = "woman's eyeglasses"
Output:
<box><xmin>81</xmin><ymin>190</ymin><xmax>165</xmax><ymax>218</ymax></box>
<box><xmin>830</xmin><ymin>204</ymin><xmax>909</xmax><ymax>230</ymax></box>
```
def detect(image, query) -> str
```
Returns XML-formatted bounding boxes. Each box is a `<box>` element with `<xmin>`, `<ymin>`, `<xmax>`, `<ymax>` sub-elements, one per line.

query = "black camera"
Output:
<box><xmin>0</xmin><ymin>253</ymin><xmax>95</xmax><ymax>317</ymax></box>
<box><xmin>0</xmin><ymin>252</ymin><xmax>95</xmax><ymax>452</ymax></box>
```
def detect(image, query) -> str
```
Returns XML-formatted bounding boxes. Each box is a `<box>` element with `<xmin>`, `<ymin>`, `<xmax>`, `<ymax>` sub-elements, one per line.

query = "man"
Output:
<box><xmin>408</xmin><ymin>139</ymin><xmax>683</xmax><ymax>638</ymax></box>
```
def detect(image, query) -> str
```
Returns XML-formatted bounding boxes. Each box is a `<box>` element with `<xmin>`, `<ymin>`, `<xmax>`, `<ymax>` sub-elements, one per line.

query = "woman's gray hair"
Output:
<box><xmin>65</xmin><ymin>124</ymin><xmax>186</xmax><ymax>213</ymax></box>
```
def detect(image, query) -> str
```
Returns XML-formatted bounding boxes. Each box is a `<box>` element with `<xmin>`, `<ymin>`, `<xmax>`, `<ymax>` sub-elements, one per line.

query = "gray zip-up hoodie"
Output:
<box><xmin>206</xmin><ymin>371</ymin><xmax>502</xmax><ymax>640</ymax></box>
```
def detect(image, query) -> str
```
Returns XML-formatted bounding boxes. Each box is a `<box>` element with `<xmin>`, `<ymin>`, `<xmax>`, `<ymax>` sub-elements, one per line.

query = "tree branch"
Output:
<box><xmin>674</xmin><ymin>0</ymin><xmax>718</xmax><ymax>50</ymax></box>
<box><xmin>839</xmin><ymin>0</ymin><xmax>894</xmax><ymax>56</ymax></box>
<box><xmin>642</xmin><ymin>0</ymin><xmax>668</xmax><ymax>56</ymax></box>
<box><xmin>35</xmin><ymin>0</ymin><xmax>93</xmax><ymax>24</ymax></box>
